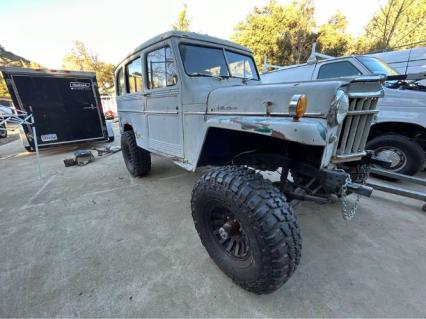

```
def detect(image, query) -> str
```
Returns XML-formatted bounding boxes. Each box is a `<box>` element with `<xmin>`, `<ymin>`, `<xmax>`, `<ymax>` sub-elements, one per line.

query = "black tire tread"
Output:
<box><xmin>191</xmin><ymin>166</ymin><xmax>302</xmax><ymax>294</ymax></box>
<box><xmin>121</xmin><ymin>130</ymin><xmax>151</xmax><ymax>177</ymax></box>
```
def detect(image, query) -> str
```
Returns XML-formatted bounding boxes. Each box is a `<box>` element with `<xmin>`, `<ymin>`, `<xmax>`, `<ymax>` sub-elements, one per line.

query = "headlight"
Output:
<box><xmin>328</xmin><ymin>89</ymin><xmax>349</xmax><ymax>126</ymax></box>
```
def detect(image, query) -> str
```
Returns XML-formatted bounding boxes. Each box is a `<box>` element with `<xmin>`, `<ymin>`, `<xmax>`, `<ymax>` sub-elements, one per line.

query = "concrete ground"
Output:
<box><xmin>1</xmin><ymin>126</ymin><xmax>425</xmax><ymax>317</ymax></box>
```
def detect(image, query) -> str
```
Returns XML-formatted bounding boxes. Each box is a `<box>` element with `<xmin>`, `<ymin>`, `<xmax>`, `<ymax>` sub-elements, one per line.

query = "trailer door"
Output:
<box><xmin>11</xmin><ymin>75</ymin><xmax>105</xmax><ymax>145</ymax></box>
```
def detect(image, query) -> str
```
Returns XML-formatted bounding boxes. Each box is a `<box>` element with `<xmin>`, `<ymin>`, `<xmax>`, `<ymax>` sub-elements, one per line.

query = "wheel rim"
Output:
<box><xmin>208</xmin><ymin>207</ymin><xmax>249</xmax><ymax>259</ymax></box>
<box><xmin>375</xmin><ymin>147</ymin><xmax>407</xmax><ymax>171</ymax></box>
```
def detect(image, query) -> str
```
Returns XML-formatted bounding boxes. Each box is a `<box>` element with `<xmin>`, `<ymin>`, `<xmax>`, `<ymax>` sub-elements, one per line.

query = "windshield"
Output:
<box><xmin>179</xmin><ymin>44</ymin><xmax>259</xmax><ymax>80</ymax></box>
<box><xmin>357</xmin><ymin>56</ymin><xmax>399</xmax><ymax>76</ymax></box>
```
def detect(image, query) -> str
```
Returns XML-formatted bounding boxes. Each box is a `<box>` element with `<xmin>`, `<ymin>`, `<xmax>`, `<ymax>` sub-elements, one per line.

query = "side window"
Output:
<box><xmin>126</xmin><ymin>58</ymin><xmax>143</xmax><ymax>93</ymax></box>
<box><xmin>317</xmin><ymin>61</ymin><xmax>362</xmax><ymax>79</ymax></box>
<box><xmin>146</xmin><ymin>46</ymin><xmax>177</xmax><ymax>89</ymax></box>
<box><xmin>116</xmin><ymin>67</ymin><xmax>126</xmax><ymax>96</ymax></box>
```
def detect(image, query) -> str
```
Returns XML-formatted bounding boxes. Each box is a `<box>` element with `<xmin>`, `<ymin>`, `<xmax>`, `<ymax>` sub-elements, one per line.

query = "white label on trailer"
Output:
<box><xmin>41</xmin><ymin>134</ymin><xmax>58</xmax><ymax>142</ymax></box>
<box><xmin>70</xmin><ymin>82</ymin><xmax>91</xmax><ymax>90</ymax></box>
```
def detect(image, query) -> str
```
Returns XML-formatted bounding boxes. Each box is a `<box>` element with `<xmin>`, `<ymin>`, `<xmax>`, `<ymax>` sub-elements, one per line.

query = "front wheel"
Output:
<box><xmin>367</xmin><ymin>134</ymin><xmax>424</xmax><ymax>176</ymax></box>
<box><xmin>191</xmin><ymin>166</ymin><xmax>302</xmax><ymax>294</ymax></box>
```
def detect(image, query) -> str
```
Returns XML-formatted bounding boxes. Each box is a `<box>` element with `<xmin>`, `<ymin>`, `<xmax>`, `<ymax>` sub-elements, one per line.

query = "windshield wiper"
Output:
<box><xmin>189</xmin><ymin>72</ymin><xmax>229</xmax><ymax>80</ymax></box>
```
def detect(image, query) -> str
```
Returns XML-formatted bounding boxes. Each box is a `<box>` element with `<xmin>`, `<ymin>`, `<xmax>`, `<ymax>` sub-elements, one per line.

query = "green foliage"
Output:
<box><xmin>0</xmin><ymin>78</ymin><xmax>8</xmax><ymax>97</ymax></box>
<box><xmin>62</xmin><ymin>41</ymin><xmax>115</xmax><ymax>94</ymax></box>
<box><xmin>232</xmin><ymin>0</ymin><xmax>426</xmax><ymax>69</ymax></box>
<box><xmin>361</xmin><ymin>0</ymin><xmax>426</xmax><ymax>52</ymax></box>
<box><xmin>172</xmin><ymin>4</ymin><xmax>191</xmax><ymax>31</ymax></box>
<box><xmin>232</xmin><ymin>0</ymin><xmax>316</xmax><ymax>68</ymax></box>
<box><xmin>316</xmin><ymin>12</ymin><xmax>352</xmax><ymax>56</ymax></box>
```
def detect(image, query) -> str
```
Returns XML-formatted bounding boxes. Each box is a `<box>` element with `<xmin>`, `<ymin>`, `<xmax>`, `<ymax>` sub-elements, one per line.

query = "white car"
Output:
<box><xmin>0</xmin><ymin>104</ymin><xmax>13</xmax><ymax>138</ymax></box>
<box><xmin>262</xmin><ymin>55</ymin><xmax>426</xmax><ymax>175</ymax></box>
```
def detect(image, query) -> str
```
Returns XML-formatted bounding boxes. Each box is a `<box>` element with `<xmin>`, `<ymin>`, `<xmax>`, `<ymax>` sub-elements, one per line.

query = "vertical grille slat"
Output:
<box><xmin>335</xmin><ymin>96</ymin><xmax>378</xmax><ymax>159</ymax></box>
<box><xmin>344</xmin><ymin>98</ymin><xmax>365</xmax><ymax>154</ymax></box>
<box><xmin>337</xmin><ymin>98</ymin><xmax>357</xmax><ymax>154</ymax></box>
<box><xmin>358</xmin><ymin>98</ymin><xmax>378</xmax><ymax>150</ymax></box>
<box><xmin>352</xmin><ymin>99</ymin><xmax>371</xmax><ymax>151</ymax></box>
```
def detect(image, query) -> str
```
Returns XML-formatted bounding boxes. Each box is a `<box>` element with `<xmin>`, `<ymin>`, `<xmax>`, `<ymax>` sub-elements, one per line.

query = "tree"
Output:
<box><xmin>62</xmin><ymin>41</ymin><xmax>115</xmax><ymax>94</ymax></box>
<box><xmin>362</xmin><ymin>0</ymin><xmax>426</xmax><ymax>52</ymax></box>
<box><xmin>0</xmin><ymin>79</ymin><xmax>8</xmax><ymax>97</ymax></box>
<box><xmin>232</xmin><ymin>0</ymin><xmax>316</xmax><ymax>69</ymax></box>
<box><xmin>316</xmin><ymin>12</ymin><xmax>353</xmax><ymax>56</ymax></box>
<box><xmin>172</xmin><ymin>4</ymin><xmax>191</xmax><ymax>31</ymax></box>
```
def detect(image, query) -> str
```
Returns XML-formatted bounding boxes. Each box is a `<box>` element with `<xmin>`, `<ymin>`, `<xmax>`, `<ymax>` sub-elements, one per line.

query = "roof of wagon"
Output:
<box><xmin>120</xmin><ymin>31</ymin><xmax>252</xmax><ymax>65</ymax></box>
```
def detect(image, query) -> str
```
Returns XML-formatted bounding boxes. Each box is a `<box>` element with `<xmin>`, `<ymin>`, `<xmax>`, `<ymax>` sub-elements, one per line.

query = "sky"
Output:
<box><xmin>0</xmin><ymin>0</ymin><xmax>383</xmax><ymax>68</ymax></box>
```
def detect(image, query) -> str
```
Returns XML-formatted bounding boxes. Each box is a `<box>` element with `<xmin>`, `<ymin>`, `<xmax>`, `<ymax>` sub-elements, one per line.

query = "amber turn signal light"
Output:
<box><xmin>288</xmin><ymin>94</ymin><xmax>307</xmax><ymax>120</ymax></box>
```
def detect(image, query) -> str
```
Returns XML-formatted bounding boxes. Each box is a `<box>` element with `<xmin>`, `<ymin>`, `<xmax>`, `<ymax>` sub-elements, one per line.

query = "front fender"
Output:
<box><xmin>375</xmin><ymin>109</ymin><xmax>426</xmax><ymax>128</ymax></box>
<box><xmin>205</xmin><ymin>116</ymin><xmax>328</xmax><ymax>146</ymax></box>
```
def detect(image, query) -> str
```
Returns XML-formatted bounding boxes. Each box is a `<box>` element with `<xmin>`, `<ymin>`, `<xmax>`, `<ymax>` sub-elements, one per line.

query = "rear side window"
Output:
<box><xmin>116</xmin><ymin>67</ymin><xmax>126</xmax><ymax>96</ymax></box>
<box><xmin>317</xmin><ymin>61</ymin><xmax>362</xmax><ymax>79</ymax></box>
<box><xmin>126</xmin><ymin>58</ymin><xmax>143</xmax><ymax>93</ymax></box>
<box><xmin>146</xmin><ymin>46</ymin><xmax>177</xmax><ymax>89</ymax></box>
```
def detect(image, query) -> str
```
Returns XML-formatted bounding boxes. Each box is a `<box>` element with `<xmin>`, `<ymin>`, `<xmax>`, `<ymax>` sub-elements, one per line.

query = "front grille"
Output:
<box><xmin>335</xmin><ymin>97</ymin><xmax>379</xmax><ymax>159</ymax></box>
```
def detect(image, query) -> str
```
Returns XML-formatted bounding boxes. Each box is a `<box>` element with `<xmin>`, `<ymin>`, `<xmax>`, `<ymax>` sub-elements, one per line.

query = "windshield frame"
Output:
<box><xmin>355</xmin><ymin>56</ymin><xmax>399</xmax><ymax>76</ymax></box>
<box><xmin>178</xmin><ymin>42</ymin><xmax>260</xmax><ymax>81</ymax></box>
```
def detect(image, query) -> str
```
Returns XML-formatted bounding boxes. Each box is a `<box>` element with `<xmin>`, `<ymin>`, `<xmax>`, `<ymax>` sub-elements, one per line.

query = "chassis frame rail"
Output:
<box><xmin>367</xmin><ymin>167</ymin><xmax>426</xmax><ymax>211</ymax></box>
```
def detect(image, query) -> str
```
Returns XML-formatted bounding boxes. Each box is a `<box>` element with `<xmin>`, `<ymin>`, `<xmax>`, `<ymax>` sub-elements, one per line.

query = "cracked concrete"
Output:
<box><xmin>1</xmin><ymin>124</ymin><xmax>425</xmax><ymax>317</ymax></box>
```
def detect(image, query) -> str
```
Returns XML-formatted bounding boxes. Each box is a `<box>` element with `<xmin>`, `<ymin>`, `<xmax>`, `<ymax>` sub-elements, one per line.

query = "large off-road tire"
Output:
<box><xmin>191</xmin><ymin>166</ymin><xmax>302</xmax><ymax>294</ymax></box>
<box><xmin>367</xmin><ymin>134</ymin><xmax>424</xmax><ymax>176</ymax></box>
<box><xmin>121</xmin><ymin>130</ymin><xmax>151</xmax><ymax>177</ymax></box>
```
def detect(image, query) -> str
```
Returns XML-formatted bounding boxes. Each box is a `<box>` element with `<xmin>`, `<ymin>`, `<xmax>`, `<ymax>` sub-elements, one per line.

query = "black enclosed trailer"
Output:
<box><xmin>0</xmin><ymin>67</ymin><xmax>113</xmax><ymax>151</ymax></box>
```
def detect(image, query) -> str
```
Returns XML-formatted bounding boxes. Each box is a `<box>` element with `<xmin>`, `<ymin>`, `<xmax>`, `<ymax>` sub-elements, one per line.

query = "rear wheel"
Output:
<box><xmin>191</xmin><ymin>166</ymin><xmax>302</xmax><ymax>294</ymax></box>
<box><xmin>367</xmin><ymin>134</ymin><xmax>424</xmax><ymax>176</ymax></box>
<box><xmin>0</xmin><ymin>124</ymin><xmax>7</xmax><ymax>138</ymax></box>
<box><xmin>121</xmin><ymin>130</ymin><xmax>151</xmax><ymax>177</ymax></box>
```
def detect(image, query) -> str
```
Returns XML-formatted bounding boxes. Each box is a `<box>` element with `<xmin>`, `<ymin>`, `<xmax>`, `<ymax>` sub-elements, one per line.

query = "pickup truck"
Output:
<box><xmin>115</xmin><ymin>31</ymin><xmax>385</xmax><ymax>294</ymax></box>
<box><xmin>262</xmin><ymin>55</ymin><xmax>426</xmax><ymax>176</ymax></box>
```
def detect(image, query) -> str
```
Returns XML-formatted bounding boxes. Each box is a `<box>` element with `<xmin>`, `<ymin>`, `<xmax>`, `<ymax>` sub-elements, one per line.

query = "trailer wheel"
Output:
<box><xmin>121</xmin><ymin>130</ymin><xmax>151</xmax><ymax>177</ymax></box>
<box><xmin>191</xmin><ymin>166</ymin><xmax>302</xmax><ymax>294</ymax></box>
<box><xmin>367</xmin><ymin>134</ymin><xmax>424</xmax><ymax>176</ymax></box>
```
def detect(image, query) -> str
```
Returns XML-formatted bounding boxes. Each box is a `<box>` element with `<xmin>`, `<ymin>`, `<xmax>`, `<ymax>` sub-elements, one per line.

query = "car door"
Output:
<box><xmin>144</xmin><ymin>44</ymin><xmax>183</xmax><ymax>158</ymax></box>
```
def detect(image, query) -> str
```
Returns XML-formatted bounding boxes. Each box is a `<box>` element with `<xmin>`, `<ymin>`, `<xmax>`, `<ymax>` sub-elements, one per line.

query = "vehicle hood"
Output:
<box><xmin>379</xmin><ymin>87</ymin><xmax>426</xmax><ymax>107</ymax></box>
<box><xmin>206</xmin><ymin>79</ymin><xmax>383</xmax><ymax>117</ymax></box>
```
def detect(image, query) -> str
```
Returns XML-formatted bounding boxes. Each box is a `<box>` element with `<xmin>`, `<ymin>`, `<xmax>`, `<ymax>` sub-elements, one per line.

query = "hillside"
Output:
<box><xmin>0</xmin><ymin>45</ymin><xmax>32</xmax><ymax>67</ymax></box>
<box><xmin>0</xmin><ymin>45</ymin><xmax>40</xmax><ymax>97</ymax></box>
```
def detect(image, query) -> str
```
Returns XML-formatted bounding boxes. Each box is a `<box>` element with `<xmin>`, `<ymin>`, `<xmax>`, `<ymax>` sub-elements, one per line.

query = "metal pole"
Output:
<box><xmin>30</xmin><ymin>114</ymin><xmax>43</xmax><ymax>179</ymax></box>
